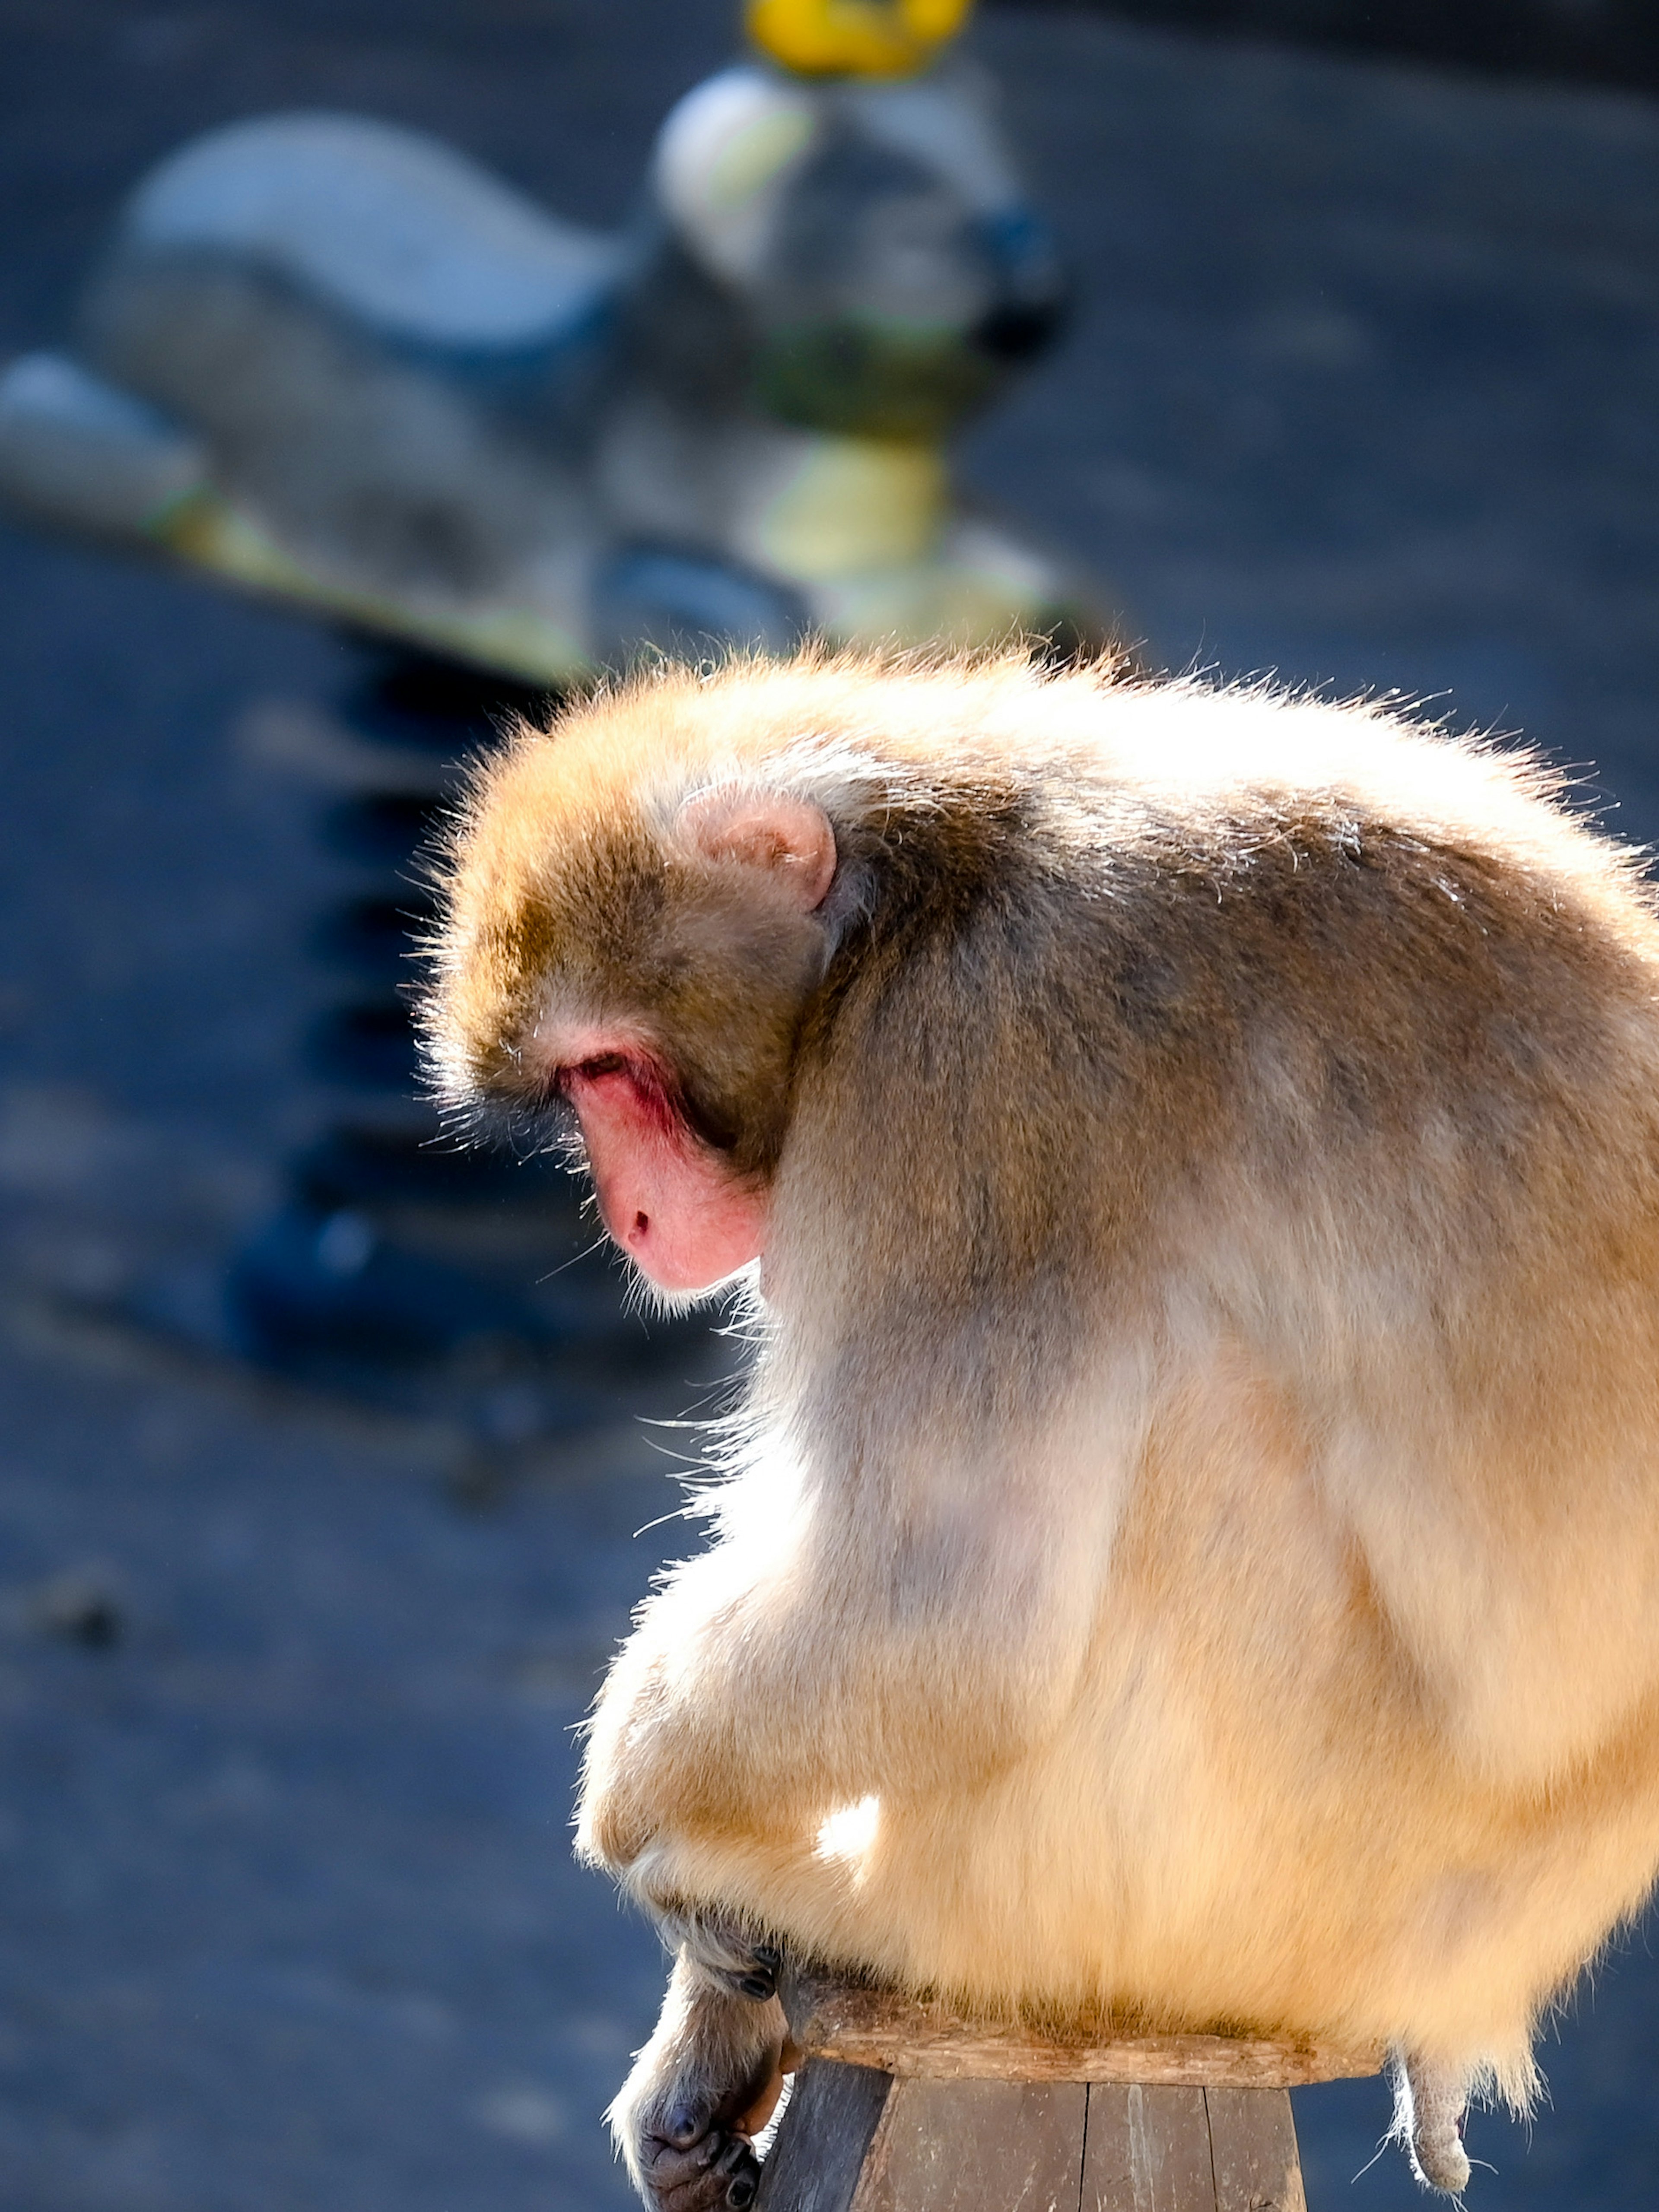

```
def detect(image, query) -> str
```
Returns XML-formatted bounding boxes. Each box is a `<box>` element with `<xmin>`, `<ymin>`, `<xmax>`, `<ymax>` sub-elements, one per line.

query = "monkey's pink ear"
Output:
<box><xmin>677</xmin><ymin>788</ymin><xmax>836</xmax><ymax>911</ymax></box>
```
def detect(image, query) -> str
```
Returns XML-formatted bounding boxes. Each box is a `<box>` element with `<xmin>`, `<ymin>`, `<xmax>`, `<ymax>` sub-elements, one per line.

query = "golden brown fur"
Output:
<box><xmin>426</xmin><ymin>649</ymin><xmax>1659</xmax><ymax>2200</ymax></box>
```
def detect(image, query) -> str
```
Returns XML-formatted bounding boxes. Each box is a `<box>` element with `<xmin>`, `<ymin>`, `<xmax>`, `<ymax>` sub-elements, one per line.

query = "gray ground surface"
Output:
<box><xmin>3</xmin><ymin>4</ymin><xmax>1659</xmax><ymax>2207</ymax></box>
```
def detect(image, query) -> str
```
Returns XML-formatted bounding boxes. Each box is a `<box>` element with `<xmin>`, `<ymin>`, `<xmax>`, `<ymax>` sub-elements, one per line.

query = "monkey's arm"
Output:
<box><xmin>576</xmin><ymin>1432</ymin><xmax>1116</xmax><ymax>1889</ymax></box>
<box><xmin>610</xmin><ymin>1951</ymin><xmax>787</xmax><ymax>2212</ymax></box>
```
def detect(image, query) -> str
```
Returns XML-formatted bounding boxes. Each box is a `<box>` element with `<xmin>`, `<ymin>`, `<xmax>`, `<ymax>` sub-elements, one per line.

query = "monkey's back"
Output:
<box><xmin>721</xmin><ymin>666</ymin><xmax>1659</xmax><ymax>2085</ymax></box>
<box><xmin>443</xmin><ymin>654</ymin><xmax>1659</xmax><ymax>2106</ymax></box>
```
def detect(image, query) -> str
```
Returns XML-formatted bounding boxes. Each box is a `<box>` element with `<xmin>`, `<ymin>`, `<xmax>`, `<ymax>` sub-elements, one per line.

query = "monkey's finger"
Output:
<box><xmin>652</xmin><ymin>2169</ymin><xmax>746</xmax><ymax>2212</ymax></box>
<box><xmin>661</xmin><ymin>2112</ymin><xmax>702</xmax><ymax>2152</ymax></box>
<box><xmin>718</xmin><ymin>2138</ymin><xmax>761</xmax><ymax>2209</ymax></box>
<box><xmin>732</xmin><ymin>1943</ymin><xmax>782</xmax><ymax>2001</ymax></box>
<box><xmin>649</xmin><ymin>2134</ymin><xmax>757</xmax><ymax>2212</ymax></box>
<box><xmin>701</xmin><ymin>1952</ymin><xmax>777</xmax><ymax>2002</ymax></box>
<box><xmin>647</xmin><ymin>2131</ymin><xmax>722</xmax><ymax>2180</ymax></box>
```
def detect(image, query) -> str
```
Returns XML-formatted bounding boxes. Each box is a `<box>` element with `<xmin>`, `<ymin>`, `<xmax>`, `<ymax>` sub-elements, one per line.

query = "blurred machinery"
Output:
<box><xmin>0</xmin><ymin>0</ymin><xmax>1112</xmax><ymax>1412</ymax></box>
<box><xmin>0</xmin><ymin>0</ymin><xmax>1103</xmax><ymax>673</ymax></box>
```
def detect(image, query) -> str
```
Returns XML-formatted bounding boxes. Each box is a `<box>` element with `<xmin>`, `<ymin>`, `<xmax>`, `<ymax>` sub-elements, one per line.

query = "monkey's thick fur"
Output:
<box><xmin>429</xmin><ymin>651</ymin><xmax>1659</xmax><ymax>2202</ymax></box>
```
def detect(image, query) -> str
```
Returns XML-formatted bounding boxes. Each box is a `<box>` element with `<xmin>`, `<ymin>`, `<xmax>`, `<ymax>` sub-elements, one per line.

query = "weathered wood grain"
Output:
<box><xmin>851</xmin><ymin>2078</ymin><xmax>1089</xmax><ymax>2212</ymax></box>
<box><xmin>1082</xmin><ymin>2085</ymin><xmax>1216</xmax><ymax>2212</ymax></box>
<box><xmin>760</xmin><ymin>1974</ymin><xmax>1336</xmax><ymax>2210</ymax></box>
<box><xmin>781</xmin><ymin>1968</ymin><xmax>1381</xmax><ymax>2090</ymax></box>
<box><xmin>756</xmin><ymin>2059</ymin><xmax>893</xmax><ymax>2212</ymax></box>
<box><xmin>1204</xmin><ymin>2088</ymin><xmax>1306</xmax><ymax>2212</ymax></box>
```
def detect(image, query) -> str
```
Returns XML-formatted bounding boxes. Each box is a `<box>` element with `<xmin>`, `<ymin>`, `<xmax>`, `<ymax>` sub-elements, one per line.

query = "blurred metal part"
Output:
<box><xmin>0</xmin><ymin>51</ymin><xmax>1118</xmax><ymax>678</ymax></box>
<box><xmin>0</xmin><ymin>353</ymin><xmax>207</xmax><ymax>540</ymax></box>
<box><xmin>123</xmin><ymin>112</ymin><xmax>621</xmax><ymax>358</ymax></box>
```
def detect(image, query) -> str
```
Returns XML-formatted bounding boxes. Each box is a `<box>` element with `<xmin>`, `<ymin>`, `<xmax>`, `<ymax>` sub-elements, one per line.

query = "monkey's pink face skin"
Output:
<box><xmin>529</xmin><ymin>790</ymin><xmax>834</xmax><ymax>1294</ymax></box>
<box><xmin>561</xmin><ymin>1051</ymin><xmax>769</xmax><ymax>1295</ymax></box>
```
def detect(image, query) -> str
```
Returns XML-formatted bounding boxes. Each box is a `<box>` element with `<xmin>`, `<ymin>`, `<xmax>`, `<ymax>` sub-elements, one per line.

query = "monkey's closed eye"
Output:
<box><xmin>576</xmin><ymin>1053</ymin><xmax>630</xmax><ymax>1080</ymax></box>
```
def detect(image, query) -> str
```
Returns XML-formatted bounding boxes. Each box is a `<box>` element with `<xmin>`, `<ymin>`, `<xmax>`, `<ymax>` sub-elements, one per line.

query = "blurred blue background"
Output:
<box><xmin>2</xmin><ymin>4</ymin><xmax>1658</xmax><ymax>2208</ymax></box>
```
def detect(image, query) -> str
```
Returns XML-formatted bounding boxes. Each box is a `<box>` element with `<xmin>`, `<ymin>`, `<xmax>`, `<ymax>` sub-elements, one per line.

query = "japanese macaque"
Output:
<box><xmin>425</xmin><ymin>649</ymin><xmax>1659</xmax><ymax>2206</ymax></box>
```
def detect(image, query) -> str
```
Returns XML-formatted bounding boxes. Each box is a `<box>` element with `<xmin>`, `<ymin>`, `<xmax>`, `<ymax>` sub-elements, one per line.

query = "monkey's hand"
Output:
<box><xmin>611</xmin><ymin>1952</ymin><xmax>792</xmax><ymax>2212</ymax></box>
<box><xmin>577</xmin><ymin>1668</ymin><xmax>674</xmax><ymax>1876</ymax></box>
<box><xmin>576</xmin><ymin>1577</ymin><xmax>784</xmax><ymax>1880</ymax></box>
<box><xmin>660</xmin><ymin>1907</ymin><xmax>786</xmax><ymax>2004</ymax></box>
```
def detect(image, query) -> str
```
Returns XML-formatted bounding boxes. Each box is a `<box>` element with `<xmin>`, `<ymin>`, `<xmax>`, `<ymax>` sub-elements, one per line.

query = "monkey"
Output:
<box><xmin>424</xmin><ymin>647</ymin><xmax>1659</xmax><ymax>2206</ymax></box>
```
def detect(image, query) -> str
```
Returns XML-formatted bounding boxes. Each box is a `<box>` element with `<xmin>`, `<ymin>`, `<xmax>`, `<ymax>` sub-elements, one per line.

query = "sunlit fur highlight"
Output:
<box><xmin>426</xmin><ymin>646</ymin><xmax>1659</xmax><ymax>2193</ymax></box>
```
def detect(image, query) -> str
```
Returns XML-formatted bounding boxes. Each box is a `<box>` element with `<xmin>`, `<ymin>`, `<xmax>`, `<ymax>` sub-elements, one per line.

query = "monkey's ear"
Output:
<box><xmin>676</xmin><ymin>789</ymin><xmax>837</xmax><ymax>911</ymax></box>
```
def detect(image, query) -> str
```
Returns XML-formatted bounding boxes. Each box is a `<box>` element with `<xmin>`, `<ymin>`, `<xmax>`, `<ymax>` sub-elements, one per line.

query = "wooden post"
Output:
<box><xmin>755</xmin><ymin>1967</ymin><xmax>1381</xmax><ymax>2212</ymax></box>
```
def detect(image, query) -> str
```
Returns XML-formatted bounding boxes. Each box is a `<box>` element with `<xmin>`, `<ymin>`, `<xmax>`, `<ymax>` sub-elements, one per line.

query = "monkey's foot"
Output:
<box><xmin>1393</xmin><ymin>2051</ymin><xmax>1472</xmax><ymax>2195</ymax></box>
<box><xmin>638</xmin><ymin>2116</ymin><xmax>762</xmax><ymax>2212</ymax></box>
<box><xmin>613</xmin><ymin>1955</ymin><xmax>789</xmax><ymax>2212</ymax></box>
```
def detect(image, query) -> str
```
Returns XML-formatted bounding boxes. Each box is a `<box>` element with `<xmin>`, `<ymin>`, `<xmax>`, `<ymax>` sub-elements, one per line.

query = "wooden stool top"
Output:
<box><xmin>761</xmin><ymin>1968</ymin><xmax>1380</xmax><ymax>2212</ymax></box>
<box><xmin>780</xmin><ymin>1963</ymin><xmax>1382</xmax><ymax>2089</ymax></box>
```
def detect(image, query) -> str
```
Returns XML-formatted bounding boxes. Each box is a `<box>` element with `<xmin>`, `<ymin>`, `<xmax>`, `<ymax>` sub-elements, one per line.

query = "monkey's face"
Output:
<box><xmin>431</xmin><ymin>739</ymin><xmax>839</xmax><ymax>1298</ymax></box>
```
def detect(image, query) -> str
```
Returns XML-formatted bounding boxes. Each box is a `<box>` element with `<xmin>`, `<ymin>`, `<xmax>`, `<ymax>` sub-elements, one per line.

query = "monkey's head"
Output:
<box><xmin>426</xmin><ymin>666</ymin><xmax>858</xmax><ymax>1298</ymax></box>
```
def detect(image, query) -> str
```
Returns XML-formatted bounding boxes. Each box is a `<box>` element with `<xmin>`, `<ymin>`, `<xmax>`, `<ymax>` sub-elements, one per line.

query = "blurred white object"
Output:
<box><xmin>126</xmin><ymin>113</ymin><xmax>618</xmax><ymax>354</ymax></box>
<box><xmin>0</xmin><ymin>57</ymin><xmax>1113</xmax><ymax>678</ymax></box>
<box><xmin>0</xmin><ymin>352</ymin><xmax>206</xmax><ymax>538</ymax></box>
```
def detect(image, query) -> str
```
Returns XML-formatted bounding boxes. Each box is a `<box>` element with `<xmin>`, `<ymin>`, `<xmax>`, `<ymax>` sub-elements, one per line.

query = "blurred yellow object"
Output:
<box><xmin>749</xmin><ymin>437</ymin><xmax>945</xmax><ymax>579</ymax></box>
<box><xmin>0</xmin><ymin>67</ymin><xmax>1116</xmax><ymax>683</ymax></box>
<box><xmin>747</xmin><ymin>0</ymin><xmax>972</xmax><ymax>78</ymax></box>
<box><xmin>160</xmin><ymin>485</ymin><xmax>587</xmax><ymax>684</ymax></box>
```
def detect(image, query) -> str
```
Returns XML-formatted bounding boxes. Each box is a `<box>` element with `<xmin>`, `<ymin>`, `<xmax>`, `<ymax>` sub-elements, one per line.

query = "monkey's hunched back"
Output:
<box><xmin>430</xmin><ymin>652</ymin><xmax>1659</xmax><ymax>2194</ymax></box>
